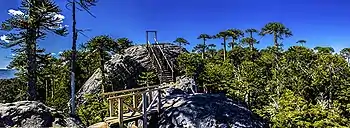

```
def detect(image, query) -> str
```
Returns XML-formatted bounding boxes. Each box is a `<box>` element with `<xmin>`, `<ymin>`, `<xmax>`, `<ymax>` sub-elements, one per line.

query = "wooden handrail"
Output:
<box><xmin>107</xmin><ymin>86</ymin><xmax>170</xmax><ymax>100</ymax></box>
<box><xmin>102</xmin><ymin>84</ymin><xmax>167</xmax><ymax>96</ymax></box>
<box><xmin>153</xmin><ymin>38</ymin><xmax>174</xmax><ymax>75</ymax></box>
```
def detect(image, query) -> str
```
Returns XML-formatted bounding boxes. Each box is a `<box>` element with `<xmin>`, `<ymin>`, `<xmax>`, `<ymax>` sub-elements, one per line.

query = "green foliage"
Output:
<box><xmin>314</xmin><ymin>46</ymin><xmax>335</xmax><ymax>54</ymax></box>
<box><xmin>77</xmin><ymin>94</ymin><xmax>108</xmax><ymax>126</ymax></box>
<box><xmin>138</xmin><ymin>71</ymin><xmax>157</xmax><ymax>86</ymax></box>
<box><xmin>0</xmin><ymin>78</ymin><xmax>27</xmax><ymax>103</ymax></box>
<box><xmin>173</xmin><ymin>37</ymin><xmax>189</xmax><ymax>47</ymax></box>
<box><xmin>178</xmin><ymin>44</ymin><xmax>350</xmax><ymax>127</ymax></box>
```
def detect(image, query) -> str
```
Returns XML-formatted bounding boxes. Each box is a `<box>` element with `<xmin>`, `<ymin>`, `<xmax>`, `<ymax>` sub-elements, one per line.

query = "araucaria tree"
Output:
<box><xmin>173</xmin><ymin>37</ymin><xmax>189</xmax><ymax>47</ymax></box>
<box><xmin>340</xmin><ymin>48</ymin><xmax>350</xmax><ymax>63</ymax></box>
<box><xmin>214</xmin><ymin>31</ymin><xmax>230</xmax><ymax>61</ymax></box>
<box><xmin>243</xmin><ymin>28</ymin><xmax>259</xmax><ymax>50</ymax></box>
<box><xmin>296</xmin><ymin>39</ymin><xmax>306</xmax><ymax>46</ymax></box>
<box><xmin>0</xmin><ymin>0</ymin><xmax>67</xmax><ymax>101</ymax></box>
<box><xmin>260</xmin><ymin>22</ymin><xmax>293</xmax><ymax>47</ymax></box>
<box><xmin>197</xmin><ymin>34</ymin><xmax>211</xmax><ymax>59</ymax></box>
<box><xmin>83</xmin><ymin>35</ymin><xmax>117</xmax><ymax>93</ymax></box>
<box><xmin>227</xmin><ymin>29</ymin><xmax>244</xmax><ymax>49</ymax></box>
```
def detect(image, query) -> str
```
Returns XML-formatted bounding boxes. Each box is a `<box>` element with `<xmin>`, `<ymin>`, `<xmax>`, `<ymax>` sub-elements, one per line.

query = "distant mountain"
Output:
<box><xmin>0</xmin><ymin>69</ymin><xmax>17</xmax><ymax>79</ymax></box>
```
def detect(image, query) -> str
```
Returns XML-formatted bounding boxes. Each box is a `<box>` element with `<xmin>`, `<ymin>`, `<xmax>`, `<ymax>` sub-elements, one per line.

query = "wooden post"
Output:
<box><xmin>133</xmin><ymin>92</ymin><xmax>138</xmax><ymax>126</ymax></box>
<box><xmin>148</xmin><ymin>83</ymin><xmax>152</xmax><ymax>106</ymax></box>
<box><xmin>118</xmin><ymin>98</ymin><xmax>124</xmax><ymax>128</ymax></box>
<box><xmin>109</xmin><ymin>99</ymin><xmax>114</xmax><ymax>117</ymax></box>
<box><xmin>157</xmin><ymin>88</ymin><xmax>161</xmax><ymax>113</ymax></box>
<box><xmin>142</xmin><ymin>92</ymin><xmax>148</xmax><ymax>128</ymax></box>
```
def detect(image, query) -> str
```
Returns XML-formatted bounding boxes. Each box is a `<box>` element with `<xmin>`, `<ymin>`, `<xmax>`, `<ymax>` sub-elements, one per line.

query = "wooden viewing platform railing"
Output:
<box><xmin>101</xmin><ymin>84</ymin><xmax>171</xmax><ymax>128</ymax></box>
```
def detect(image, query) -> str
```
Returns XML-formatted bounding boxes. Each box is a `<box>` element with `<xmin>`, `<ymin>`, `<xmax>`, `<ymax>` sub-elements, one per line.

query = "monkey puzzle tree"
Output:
<box><xmin>240</xmin><ymin>37</ymin><xmax>257</xmax><ymax>50</ymax></box>
<box><xmin>207</xmin><ymin>44</ymin><xmax>217</xmax><ymax>58</ymax></box>
<box><xmin>340</xmin><ymin>48</ymin><xmax>350</xmax><ymax>63</ymax></box>
<box><xmin>227</xmin><ymin>28</ymin><xmax>244</xmax><ymax>49</ymax></box>
<box><xmin>0</xmin><ymin>0</ymin><xmax>68</xmax><ymax>101</ymax></box>
<box><xmin>314</xmin><ymin>46</ymin><xmax>334</xmax><ymax>54</ymax></box>
<box><xmin>244</xmin><ymin>28</ymin><xmax>259</xmax><ymax>50</ymax></box>
<box><xmin>296</xmin><ymin>40</ymin><xmax>306</xmax><ymax>46</ymax></box>
<box><xmin>245</xmin><ymin>28</ymin><xmax>259</xmax><ymax>38</ymax></box>
<box><xmin>214</xmin><ymin>31</ymin><xmax>230</xmax><ymax>61</ymax></box>
<box><xmin>83</xmin><ymin>35</ymin><xmax>118</xmax><ymax>93</ymax></box>
<box><xmin>117</xmin><ymin>37</ymin><xmax>133</xmax><ymax>53</ymax></box>
<box><xmin>173</xmin><ymin>37</ymin><xmax>189</xmax><ymax>47</ymax></box>
<box><xmin>197</xmin><ymin>34</ymin><xmax>211</xmax><ymax>59</ymax></box>
<box><xmin>260</xmin><ymin>22</ymin><xmax>293</xmax><ymax>47</ymax></box>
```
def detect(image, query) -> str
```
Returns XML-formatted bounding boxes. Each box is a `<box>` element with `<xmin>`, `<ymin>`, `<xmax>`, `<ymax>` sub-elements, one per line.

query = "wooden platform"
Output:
<box><xmin>102</xmin><ymin>85</ymin><xmax>169</xmax><ymax>128</ymax></box>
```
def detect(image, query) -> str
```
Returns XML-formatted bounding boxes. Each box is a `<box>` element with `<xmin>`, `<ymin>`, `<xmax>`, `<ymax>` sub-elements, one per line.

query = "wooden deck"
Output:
<box><xmin>101</xmin><ymin>84</ymin><xmax>171</xmax><ymax>128</ymax></box>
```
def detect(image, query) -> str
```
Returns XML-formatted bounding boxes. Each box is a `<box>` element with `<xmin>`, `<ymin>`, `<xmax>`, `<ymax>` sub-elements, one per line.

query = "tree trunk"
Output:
<box><xmin>27</xmin><ymin>37</ymin><xmax>36</xmax><ymax>101</ymax></box>
<box><xmin>202</xmin><ymin>39</ymin><xmax>206</xmax><ymax>59</ymax></box>
<box><xmin>99</xmin><ymin>40</ymin><xmax>105</xmax><ymax>93</ymax></box>
<box><xmin>27</xmin><ymin>6</ymin><xmax>37</xmax><ymax>100</ymax></box>
<box><xmin>223</xmin><ymin>37</ymin><xmax>226</xmax><ymax>61</ymax></box>
<box><xmin>70</xmin><ymin>0</ymin><xmax>77</xmax><ymax>115</ymax></box>
<box><xmin>250</xmin><ymin>43</ymin><xmax>253</xmax><ymax>50</ymax></box>
<box><xmin>273</xmin><ymin>32</ymin><xmax>278</xmax><ymax>47</ymax></box>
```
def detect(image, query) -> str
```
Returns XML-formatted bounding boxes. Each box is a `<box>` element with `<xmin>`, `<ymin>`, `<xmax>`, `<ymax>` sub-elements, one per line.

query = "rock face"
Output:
<box><xmin>76</xmin><ymin>44</ymin><xmax>185</xmax><ymax>106</ymax></box>
<box><xmin>157</xmin><ymin>91</ymin><xmax>267</xmax><ymax>128</ymax></box>
<box><xmin>175</xmin><ymin>76</ymin><xmax>197</xmax><ymax>94</ymax></box>
<box><xmin>0</xmin><ymin>101</ymin><xmax>84</xmax><ymax>128</ymax></box>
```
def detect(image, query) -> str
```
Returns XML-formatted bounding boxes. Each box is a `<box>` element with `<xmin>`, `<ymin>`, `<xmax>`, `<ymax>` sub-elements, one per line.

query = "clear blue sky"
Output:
<box><xmin>1</xmin><ymin>0</ymin><xmax>350</xmax><ymax>68</ymax></box>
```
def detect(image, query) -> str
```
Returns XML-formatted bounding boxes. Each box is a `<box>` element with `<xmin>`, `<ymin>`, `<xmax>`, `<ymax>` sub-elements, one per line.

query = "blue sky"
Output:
<box><xmin>1</xmin><ymin>0</ymin><xmax>350</xmax><ymax>68</ymax></box>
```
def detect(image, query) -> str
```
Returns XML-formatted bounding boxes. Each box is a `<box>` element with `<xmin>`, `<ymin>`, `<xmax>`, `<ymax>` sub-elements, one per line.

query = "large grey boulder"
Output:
<box><xmin>156</xmin><ymin>92</ymin><xmax>267</xmax><ymax>128</ymax></box>
<box><xmin>0</xmin><ymin>101</ymin><xmax>84</xmax><ymax>128</ymax></box>
<box><xmin>76</xmin><ymin>44</ymin><xmax>185</xmax><ymax>106</ymax></box>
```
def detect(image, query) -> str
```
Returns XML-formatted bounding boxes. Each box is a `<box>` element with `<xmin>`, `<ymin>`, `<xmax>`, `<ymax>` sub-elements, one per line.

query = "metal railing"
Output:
<box><xmin>153</xmin><ymin>38</ymin><xmax>174</xmax><ymax>80</ymax></box>
<box><xmin>147</xmin><ymin>41</ymin><xmax>163</xmax><ymax>74</ymax></box>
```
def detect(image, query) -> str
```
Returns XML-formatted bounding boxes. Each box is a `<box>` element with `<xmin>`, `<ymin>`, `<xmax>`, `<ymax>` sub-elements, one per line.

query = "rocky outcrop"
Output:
<box><xmin>0</xmin><ymin>101</ymin><xmax>84</xmax><ymax>128</ymax></box>
<box><xmin>156</xmin><ymin>90</ymin><xmax>266</xmax><ymax>128</ymax></box>
<box><xmin>76</xmin><ymin>44</ymin><xmax>186</xmax><ymax>106</ymax></box>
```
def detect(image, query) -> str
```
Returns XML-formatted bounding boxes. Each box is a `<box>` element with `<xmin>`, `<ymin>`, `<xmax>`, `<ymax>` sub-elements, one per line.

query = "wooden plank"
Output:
<box><xmin>132</xmin><ymin>92</ymin><xmax>138</xmax><ymax>126</ymax></box>
<box><xmin>142</xmin><ymin>92</ymin><xmax>148</xmax><ymax>128</ymax></box>
<box><xmin>122</xmin><ymin>100</ymin><xmax>141</xmax><ymax>114</ymax></box>
<box><xmin>107</xmin><ymin>86</ymin><xmax>170</xmax><ymax>100</ymax></box>
<box><xmin>147</xmin><ymin>92</ymin><xmax>159</xmax><ymax>112</ymax></box>
<box><xmin>102</xmin><ymin>84</ymin><xmax>163</xmax><ymax>96</ymax></box>
<box><xmin>118</xmin><ymin>98</ymin><xmax>123</xmax><ymax>128</ymax></box>
<box><xmin>109</xmin><ymin>99</ymin><xmax>114</xmax><ymax>117</ymax></box>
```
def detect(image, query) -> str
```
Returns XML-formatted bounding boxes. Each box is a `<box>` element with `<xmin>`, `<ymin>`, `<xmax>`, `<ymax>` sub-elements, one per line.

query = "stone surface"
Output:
<box><xmin>0</xmin><ymin>101</ymin><xmax>84</xmax><ymax>128</ymax></box>
<box><xmin>175</xmin><ymin>76</ymin><xmax>197</xmax><ymax>94</ymax></box>
<box><xmin>156</xmin><ymin>92</ymin><xmax>267</xmax><ymax>128</ymax></box>
<box><xmin>76</xmin><ymin>44</ymin><xmax>186</xmax><ymax>107</ymax></box>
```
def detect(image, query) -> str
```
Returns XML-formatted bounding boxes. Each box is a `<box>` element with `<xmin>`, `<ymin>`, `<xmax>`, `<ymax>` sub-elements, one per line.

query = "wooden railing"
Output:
<box><xmin>102</xmin><ymin>84</ymin><xmax>170</xmax><ymax>128</ymax></box>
